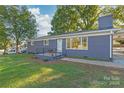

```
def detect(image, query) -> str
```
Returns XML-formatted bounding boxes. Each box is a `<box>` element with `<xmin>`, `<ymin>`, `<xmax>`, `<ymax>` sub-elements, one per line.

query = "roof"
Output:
<box><xmin>30</xmin><ymin>28</ymin><xmax>124</xmax><ymax>41</ymax></box>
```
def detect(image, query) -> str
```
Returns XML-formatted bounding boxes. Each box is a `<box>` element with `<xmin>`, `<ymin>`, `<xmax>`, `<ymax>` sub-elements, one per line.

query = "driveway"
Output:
<box><xmin>113</xmin><ymin>47</ymin><xmax>124</xmax><ymax>64</ymax></box>
<box><xmin>61</xmin><ymin>57</ymin><xmax>124</xmax><ymax>69</ymax></box>
<box><xmin>113</xmin><ymin>53</ymin><xmax>124</xmax><ymax>64</ymax></box>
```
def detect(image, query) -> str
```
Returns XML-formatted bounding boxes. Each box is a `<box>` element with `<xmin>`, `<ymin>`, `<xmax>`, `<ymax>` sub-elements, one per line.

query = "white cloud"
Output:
<box><xmin>28</xmin><ymin>8</ymin><xmax>40</xmax><ymax>15</ymax></box>
<box><xmin>28</xmin><ymin>8</ymin><xmax>52</xmax><ymax>37</ymax></box>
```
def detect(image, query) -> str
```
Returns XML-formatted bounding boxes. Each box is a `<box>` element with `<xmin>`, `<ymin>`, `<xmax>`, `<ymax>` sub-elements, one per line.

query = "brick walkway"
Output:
<box><xmin>61</xmin><ymin>58</ymin><xmax>124</xmax><ymax>69</ymax></box>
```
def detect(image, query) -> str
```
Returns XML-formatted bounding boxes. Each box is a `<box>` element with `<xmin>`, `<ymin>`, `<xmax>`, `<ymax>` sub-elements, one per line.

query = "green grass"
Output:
<box><xmin>0</xmin><ymin>54</ymin><xmax>124</xmax><ymax>88</ymax></box>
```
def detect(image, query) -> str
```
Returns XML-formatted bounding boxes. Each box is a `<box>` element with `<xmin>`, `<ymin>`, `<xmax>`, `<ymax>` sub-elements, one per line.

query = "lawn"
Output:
<box><xmin>0</xmin><ymin>54</ymin><xmax>124</xmax><ymax>88</ymax></box>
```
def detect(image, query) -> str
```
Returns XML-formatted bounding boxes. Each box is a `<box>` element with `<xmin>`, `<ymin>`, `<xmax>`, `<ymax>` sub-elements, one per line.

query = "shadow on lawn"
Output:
<box><xmin>0</xmin><ymin>55</ymin><xmax>64</xmax><ymax>88</ymax></box>
<box><xmin>0</xmin><ymin>54</ymin><xmax>124</xmax><ymax>88</ymax></box>
<box><xmin>8</xmin><ymin>67</ymin><xmax>64</xmax><ymax>88</ymax></box>
<box><xmin>0</xmin><ymin>62</ymin><xmax>64</xmax><ymax>88</ymax></box>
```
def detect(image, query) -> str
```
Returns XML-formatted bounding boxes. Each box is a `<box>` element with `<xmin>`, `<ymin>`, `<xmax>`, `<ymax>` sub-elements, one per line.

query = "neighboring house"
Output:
<box><xmin>8</xmin><ymin>41</ymin><xmax>27</xmax><ymax>53</ymax></box>
<box><xmin>27</xmin><ymin>15</ymin><xmax>124</xmax><ymax>61</ymax></box>
<box><xmin>0</xmin><ymin>50</ymin><xmax>4</xmax><ymax>55</ymax></box>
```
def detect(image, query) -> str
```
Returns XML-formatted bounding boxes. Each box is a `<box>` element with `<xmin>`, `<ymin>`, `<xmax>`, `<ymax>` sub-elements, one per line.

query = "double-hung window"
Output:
<box><xmin>66</xmin><ymin>37</ymin><xmax>88</xmax><ymax>50</ymax></box>
<box><xmin>82</xmin><ymin>37</ymin><xmax>88</xmax><ymax>50</ymax></box>
<box><xmin>71</xmin><ymin>37</ymin><xmax>81</xmax><ymax>49</ymax></box>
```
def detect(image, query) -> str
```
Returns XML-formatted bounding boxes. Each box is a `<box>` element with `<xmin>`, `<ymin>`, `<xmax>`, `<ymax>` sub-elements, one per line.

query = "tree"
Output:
<box><xmin>116</xmin><ymin>38</ymin><xmax>124</xmax><ymax>45</ymax></box>
<box><xmin>0</xmin><ymin>6</ymin><xmax>37</xmax><ymax>54</ymax></box>
<box><xmin>102</xmin><ymin>6</ymin><xmax>124</xmax><ymax>44</ymax></box>
<box><xmin>49</xmin><ymin>6</ymin><xmax>80</xmax><ymax>35</ymax></box>
<box><xmin>5</xmin><ymin>6</ymin><xmax>37</xmax><ymax>53</ymax></box>
<box><xmin>0</xmin><ymin>22</ymin><xmax>10</xmax><ymax>54</ymax></box>
<box><xmin>49</xmin><ymin>5</ymin><xmax>101</xmax><ymax>35</ymax></box>
<box><xmin>102</xmin><ymin>6</ymin><xmax>124</xmax><ymax>28</ymax></box>
<box><xmin>75</xmin><ymin>5</ymin><xmax>101</xmax><ymax>30</ymax></box>
<box><xmin>0</xmin><ymin>5</ymin><xmax>38</xmax><ymax>54</ymax></box>
<box><xmin>0</xmin><ymin>6</ymin><xmax>11</xmax><ymax>54</ymax></box>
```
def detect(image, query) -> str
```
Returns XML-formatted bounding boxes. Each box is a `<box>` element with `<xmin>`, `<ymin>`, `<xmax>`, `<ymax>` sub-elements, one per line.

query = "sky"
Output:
<box><xmin>28</xmin><ymin>5</ymin><xmax>57</xmax><ymax>37</ymax></box>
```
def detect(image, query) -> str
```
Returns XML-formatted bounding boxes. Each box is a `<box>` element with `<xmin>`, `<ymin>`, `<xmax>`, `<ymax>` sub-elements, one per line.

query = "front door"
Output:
<box><xmin>57</xmin><ymin>39</ymin><xmax>62</xmax><ymax>53</ymax></box>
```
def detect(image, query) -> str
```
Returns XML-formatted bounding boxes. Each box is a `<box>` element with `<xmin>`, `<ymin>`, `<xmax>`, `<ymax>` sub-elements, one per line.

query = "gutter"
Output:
<box><xmin>28</xmin><ymin>28</ymin><xmax>123</xmax><ymax>42</ymax></box>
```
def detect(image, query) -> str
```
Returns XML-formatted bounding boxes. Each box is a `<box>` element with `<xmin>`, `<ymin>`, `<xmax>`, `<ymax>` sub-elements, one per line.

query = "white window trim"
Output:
<box><xmin>31</xmin><ymin>41</ymin><xmax>34</xmax><ymax>46</ymax></box>
<box><xmin>66</xmin><ymin>36</ymin><xmax>88</xmax><ymax>50</ymax></box>
<box><xmin>43</xmin><ymin>39</ymin><xmax>49</xmax><ymax>46</ymax></box>
<box><xmin>66</xmin><ymin>38</ymin><xmax>69</xmax><ymax>49</ymax></box>
<box><xmin>82</xmin><ymin>37</ymin><xmax>88</xmax><ymax>50</ymax></box>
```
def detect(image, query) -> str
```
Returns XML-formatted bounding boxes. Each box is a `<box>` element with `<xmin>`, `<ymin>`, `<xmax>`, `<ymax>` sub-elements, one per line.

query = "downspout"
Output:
<box><xmin>110</xmin><ymin>30</ymin><xmax>114</xmax><ymax>62</ymax></box>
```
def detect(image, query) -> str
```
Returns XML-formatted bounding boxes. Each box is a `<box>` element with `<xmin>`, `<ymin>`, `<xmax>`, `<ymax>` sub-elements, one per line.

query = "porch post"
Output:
<box><xmin>110</xmin><ymin>34</ymin><xmax>113</xmax><ymax>61</ymax></box>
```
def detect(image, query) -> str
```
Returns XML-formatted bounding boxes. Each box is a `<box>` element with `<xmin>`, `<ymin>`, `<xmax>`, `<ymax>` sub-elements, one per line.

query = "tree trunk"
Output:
<box><xmin>16</xmin><ymin>39</ymin><xmax>19</xmax><ymax>54</ymax></box>
<box><xmin>3</xmin><ymin>42</ymin><xmax>7</xmax><ymax>55</ymax></box>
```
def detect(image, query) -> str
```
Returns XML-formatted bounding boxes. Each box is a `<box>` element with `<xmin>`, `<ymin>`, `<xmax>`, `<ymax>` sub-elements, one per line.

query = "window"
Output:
<box><xmin>82</xmin><ymin>37</ymin><xmax>88</xmax><ymax>49</ymax></box>
<box><xmin>43</xmin><ymin>40</ymin><xmax>49</xmax><ymax>46</ymax></box>
<box><xmin>71</xmin><ymin>37</ymin><xmax>81</xmax><ymax>49</ymax></box>
<box><xmin>66</xmin><ymin>37</ymin><xmax>88</xmax><ymax>50</ymax></box>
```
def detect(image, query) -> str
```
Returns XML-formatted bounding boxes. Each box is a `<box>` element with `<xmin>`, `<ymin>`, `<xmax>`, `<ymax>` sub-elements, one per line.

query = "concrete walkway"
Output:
<box><xmin>61</xmin><ymin>58</ymin><xmax>124</xmax><ymax>69</ymax></box>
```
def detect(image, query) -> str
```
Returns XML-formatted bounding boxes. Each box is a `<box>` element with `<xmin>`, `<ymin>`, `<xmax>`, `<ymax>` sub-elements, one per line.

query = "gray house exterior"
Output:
<box><xmin>27</xmin><ymin>15</ymin><xmax>123</xmax><ymax>61</ymax></box>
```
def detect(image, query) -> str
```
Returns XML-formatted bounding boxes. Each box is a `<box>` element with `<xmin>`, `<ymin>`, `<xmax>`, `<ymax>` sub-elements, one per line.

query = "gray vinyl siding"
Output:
<box><xmin>49</xmin><ymin>39</ymin><xmax>57</xmax><ymax>52</ymax></box>
<box><xmin>27</xmin><ymin>39</ymin><xmax>57</xmax><ymax>53</ymax></box>
<box><xmin>27</xmin><ymin>15</ymin><xmax>113</xmax><ymax>61</ymax></box>
<box><xmin>27</xmin><ymin>35</ymin><xmax>111</xmax><ymax>61</ymax></box>
<box><xmin>27</xmin><ymin>41</ymin><xmax>43</xmax><ymax>53</ymax></box>
<box><xmin>63</xmin><ymin>35</ymin><xmax>111</xmax><ymax>61</ymax></box>
<box><xmin>98</xmin><ymin>15</ymin><xmax>113</xmax><ymax>30</ymax></box>
<box><xmin>28</xmin><ymin>35</ymin><xmax>111</xmax><ymax>60</ymax></box>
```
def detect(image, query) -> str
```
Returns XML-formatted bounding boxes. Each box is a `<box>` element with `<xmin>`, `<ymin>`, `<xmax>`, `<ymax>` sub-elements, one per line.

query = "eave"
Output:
<box><xmin>30</xmin><ymin>28</ymin><xmax>124</xmax><ymax>42</ymax></box>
